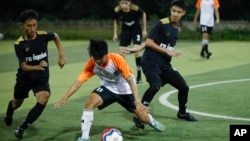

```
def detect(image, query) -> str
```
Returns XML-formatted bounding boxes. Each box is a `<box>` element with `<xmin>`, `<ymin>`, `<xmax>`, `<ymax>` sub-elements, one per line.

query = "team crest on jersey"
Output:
<box><xmin>25</xmin><ymin>48</ymin><xmax>29</xmax><ymax>52</ymax></box>
<box><xmin>166</xmin><ymin>32</ymin><xmax>170</xmax><ymax>37</ymax></box>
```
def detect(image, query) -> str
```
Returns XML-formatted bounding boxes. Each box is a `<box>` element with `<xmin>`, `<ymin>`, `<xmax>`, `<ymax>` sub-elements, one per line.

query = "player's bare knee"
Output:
<box><xmin>13</xmin><ymin>99</ymin><xmax>24</xmax><ymax>108</ymax></box>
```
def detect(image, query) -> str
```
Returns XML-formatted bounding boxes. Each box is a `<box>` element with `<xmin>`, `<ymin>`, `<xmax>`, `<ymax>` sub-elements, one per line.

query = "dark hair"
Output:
<box><xmin>170</xmin><ymin>0</ymin><xmax>187</xmax><ymax>10</ymax></box>
<box><xmin>117</xmin><ymin>0</ymin><xmax>131</xmax><ymax>2</ymax></box>
<box><xmin>19</xmin><ymin>9</ymin><xmax>39</xmax><ymax>23</ymax></box>
<box><xmin>88</xmin><ymin>38</ymin><xmax>108</xmax><ymax>59</ymax></box>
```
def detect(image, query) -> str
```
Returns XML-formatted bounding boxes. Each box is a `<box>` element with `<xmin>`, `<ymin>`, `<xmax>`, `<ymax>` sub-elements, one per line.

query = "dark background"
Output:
<box><xmin>0</xmin><ymin>0</ymin><xmax>249</xmax><ymax>22</ymax></box>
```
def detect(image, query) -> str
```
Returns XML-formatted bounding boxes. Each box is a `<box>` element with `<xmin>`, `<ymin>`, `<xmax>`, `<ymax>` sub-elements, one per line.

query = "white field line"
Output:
<box><xmin>159</xmin><ymin>78</ymin><xmax>250</xmax><ymax>121</ymax></box>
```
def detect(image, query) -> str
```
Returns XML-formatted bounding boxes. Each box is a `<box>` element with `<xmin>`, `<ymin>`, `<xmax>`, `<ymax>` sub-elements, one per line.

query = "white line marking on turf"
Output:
<box><xmin>159</xmin><ymin>78</ymin><xmax>250</xmax><ymax>121</ymax></box>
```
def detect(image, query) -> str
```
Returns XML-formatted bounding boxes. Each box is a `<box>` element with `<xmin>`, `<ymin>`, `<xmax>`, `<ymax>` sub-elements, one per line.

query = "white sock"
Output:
<box><xmin>147</xmin><ymin>113</ymin><xmax>154</xmax><ymax>124</ymax></box>
<box><xmin>81</xmin><ymin>110</ymin><xmax>94</xmax><ymax>139</ymax></box>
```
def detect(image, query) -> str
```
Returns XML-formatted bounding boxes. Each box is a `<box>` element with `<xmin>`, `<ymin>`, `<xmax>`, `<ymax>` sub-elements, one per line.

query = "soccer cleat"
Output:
<box><xmin>14</xmin><ymin>127</ymin><xmax>24</xmax><ymax>139</ymax></box>
<box><xmin>136</xmin><ymin>78</ymin><xmax>142</xmax><ymax>84</ymax></box>
<box><xmin>4</xmin><ymin>115</ymin><xmax>13</xmax><ymax>126</ymax></box>
<box><xmin>133</xmin><ymin>116</ymin><xmax>145</xmax><ymax>129</ymax></box>
<box><xmin>177</xmin><ymin>112</ymin><xmax>198</xmax><ymax>122</ymax></box>
<box><xmin>149</xmin><ymin>119</ymin><xmax>166</xmax><ymax>132</ymax></box>
<box><xmin>206</xmin><ymin>52</ymin><xmax>212</xmax><ymax>59</ymax></box>
<box><xmin>77</xmin><ymin>137</ymin><xmax>90</xmax><ymax>141</ymax></box>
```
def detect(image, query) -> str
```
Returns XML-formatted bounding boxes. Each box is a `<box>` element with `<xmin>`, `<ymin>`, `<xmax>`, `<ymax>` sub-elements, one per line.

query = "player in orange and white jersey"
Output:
<box><xmin>55</xmin><ymin>39</ymin><xmax>165</xmax><ymax>141</ymax></box>
<box><xmin>193</xmin><ymin>0</ymin><xmax>220</xmax><ymax>59</ymax></box>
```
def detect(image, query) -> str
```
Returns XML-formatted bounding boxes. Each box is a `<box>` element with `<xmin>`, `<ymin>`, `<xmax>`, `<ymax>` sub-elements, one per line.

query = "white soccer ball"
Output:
<box><xmin>0</xmin><ymin>33</ymin><xmax>4</xmax><ymax>39</ymax></box>
<box><xmin>101</xmin><ymin>128</ymin><xmax>123</xmax><ymax>141</ymax></box>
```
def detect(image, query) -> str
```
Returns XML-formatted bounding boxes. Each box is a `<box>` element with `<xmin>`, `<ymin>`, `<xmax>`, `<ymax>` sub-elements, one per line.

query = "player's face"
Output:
<box><xmin>119</xmin><ymin>0</ymin><xmax>131</xmax><ymax>12</ymax></box>
<box><xmin>95</xmin><ymin>55</ymin><xmax>108</xmax><ymax>67</ymax></box>
<box><xmin>21</xmin><ymin>18</ymin><xmax>38</xmax><ymax>40</ymax></box>
<box><xmin>170</xmin><ymin>6</ymin><xmax>186</xmax><ymax>23</ymax></box>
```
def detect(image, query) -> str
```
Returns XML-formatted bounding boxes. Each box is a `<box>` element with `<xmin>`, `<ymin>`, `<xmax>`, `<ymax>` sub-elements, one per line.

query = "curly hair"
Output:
<box><xmin>19</xmin><ymin>9</ymin><xmax>39</xmax><ymax>23</ymax></box>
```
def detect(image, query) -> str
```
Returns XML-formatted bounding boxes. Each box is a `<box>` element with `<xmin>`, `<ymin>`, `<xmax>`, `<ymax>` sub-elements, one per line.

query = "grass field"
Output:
<box><xmin>0</xmin><ymin>40</ymin><xmax>250</xmax><ymax>141</ymax></box>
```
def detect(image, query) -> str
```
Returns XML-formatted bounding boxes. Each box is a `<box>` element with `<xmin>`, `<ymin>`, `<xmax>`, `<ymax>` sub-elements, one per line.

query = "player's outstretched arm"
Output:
<box><xmin>123</xmin><ymin>43</ymin><xmax>146</xmax><ymax>53</ymax></box>
<box><xmin>126</xmin><ymin>75</ymin><xmax>148</xmax><ymax>113</ymax></box>
<box><xmin>145</xmin><ymin>38</ymin><xmax>182</xmax><ymax>57</ymax></box>
<box><xmin>54</xmin><ymin>80</ymin><xmax>82</xmax><ymax>108</ymax></box>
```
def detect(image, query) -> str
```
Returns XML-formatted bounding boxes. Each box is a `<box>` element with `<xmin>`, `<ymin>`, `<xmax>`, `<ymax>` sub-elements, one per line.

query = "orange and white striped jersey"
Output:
<box><xmin>195</xmin><ymin>0</ymin><xmax>220</xmax><ymax>27</ymax></box>
<box><xmin>77</xmin><ymin>53</ymin><xmax>135</xmax><ymax>94</ymax></box>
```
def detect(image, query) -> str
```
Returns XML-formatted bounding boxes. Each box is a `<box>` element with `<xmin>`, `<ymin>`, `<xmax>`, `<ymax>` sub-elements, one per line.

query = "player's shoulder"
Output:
<box><xmin>37</xmin><ymin>30</ymin><xmax>49</xmax><ymax>35</ymax></box>
<box><xmin>14</xmin><ymin>36</ymin><xmax>24</xmax><ymax>45</ymax></box>
<box><xmin>114</xmin><ymin>5</ymin><xmax>122</xmax><ymax>13</ymax></box>
<box><xmin>160</xmin><ymin>17</ymin><xmax>170</xmax><ymax>25</ymax></box>
<box><xmin>130</xmin><ymin>4</ymin><xmax>139</xmax><ymax>11</ymax></box>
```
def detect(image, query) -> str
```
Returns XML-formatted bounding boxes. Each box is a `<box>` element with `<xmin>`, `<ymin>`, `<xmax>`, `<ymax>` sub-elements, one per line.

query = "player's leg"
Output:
<box><xmin>117</xmin><ymin>94</ymin><xmax>165</xmax><ymax>132</ymax></box>
<box><xmin>78</xmin><ymin>86</ymin><xmax>113</xmax><ymax>141</ymax></box>
<box><xmin>132</xmin><ymin>65</ymin><xmax>162</xmax><ymax>129</ymax></box>
<box><xmin>4</xmin><ymin>82</ymin><xmax>28</xmax><ymax>126</ymax></box>
<box><xmin>134</xmin><ymin>110</ymin><xmax>166</xmax><ymax>132</ymax></box>
<box><xmin>4</xmin><ymin>99</ymin><xmax>24</xmax><ymax>126</ymax></box>
<box><xmin>133</xmin><ymin>33</ymin><xmax>143</xmax><ymax>84</ymax></box>
<box><xmin>200</xmin><ymin>25</ymin><xmax>208</xmax><ymax>57</ymax></box>
<box><xmin>204</xmin><ymin>27</ymin><xmax>213</xmax><ymax>59</ymax></box>
<box><xmin>14</xmin><ymin>80</ymin><xmax>50</xmax><ymax>139</ymax></box>
<box><xmin>134</xmin><ymin>44</ymin><xmax>142</xmax><ymax>84</ymax></box>
<box><xmin>141</xmin><ymin>69</ymin><xmax>162</xmax><ymax>106</ymax></box>
<box><xmin>164</xmin><ymin>68</ymin><xmax>197</xmax><ymax>121</ymax></box>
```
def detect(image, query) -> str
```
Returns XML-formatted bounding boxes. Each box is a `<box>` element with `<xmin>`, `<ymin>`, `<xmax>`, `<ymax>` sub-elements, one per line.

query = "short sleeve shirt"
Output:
<box><xmin>114</xmin><ymin>4</ymin><xmax>144</xmax><ymax>32</ymax></box>
<box><xmin>141</xmin><ymin>18</ymin><xmax>179</xmax><ymax>70</ymax></box>
<box><xmin>195</xmin><ymin>0</ymin><xmax>220</xmax><ymax>26</ymax></box>
<box><xmin>77</xmin><ymin>53</ymin><xmax>134</xmax><ymax>94</ymax></box>
<box><xmin>14</xmin><ymin>31</ymin><xmax>55</xmax><ymax>80</ymax></box>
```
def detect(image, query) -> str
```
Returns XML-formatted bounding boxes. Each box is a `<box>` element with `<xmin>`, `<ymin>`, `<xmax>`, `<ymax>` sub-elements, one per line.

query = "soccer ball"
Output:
<box><xmin>0</xmin><ymin>33</ymin><xmax>4</xmax><ymax>40</ymax></box>
<box><xmin>101</xmin><ymin>128</ymin><xmax>123</xmax><ymax>141</ymax></box>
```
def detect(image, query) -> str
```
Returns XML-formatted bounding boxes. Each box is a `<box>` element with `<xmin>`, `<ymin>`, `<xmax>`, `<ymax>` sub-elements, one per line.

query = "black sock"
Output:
<box><xmin>203</xmin><ymin>44</ymin><xmax>209</xmax><ymax>54</ymax></box>
<box><xmin>135</xmin><ymin>57</ymin><xmax>142</xmax><ymax>79</ymax></box>
<box><xmin>141</xmin><ymin>86</ymin><xmax>160</xmax><ymax>106</ymax></box>
<box><xmin>6</xmin><ymin>100</ymin><xmax>14</xmax><ymax>117</ymax></box>
<box><xmin>20</xmin><ymin>102</ymin><xmax>45</xmax><ymax>130</ymax></box>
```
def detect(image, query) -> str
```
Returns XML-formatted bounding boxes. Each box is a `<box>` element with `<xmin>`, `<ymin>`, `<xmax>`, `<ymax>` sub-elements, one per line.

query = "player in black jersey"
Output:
<box><xmin>4</xmin><ymin>9</ymin><xmax>66</xmax><ymax>139</ymax></box>
<box><xmin>132</xmin><ymin>0</ymin><xmax>198</xmax><ymax>129</ymax></box>
<box><xmin>113</xmin><ymin>0</ymin><xmax>147</xmax><ymax>84</ymax></box>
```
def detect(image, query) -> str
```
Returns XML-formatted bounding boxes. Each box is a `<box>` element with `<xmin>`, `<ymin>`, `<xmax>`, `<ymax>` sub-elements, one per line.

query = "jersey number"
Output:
<box><xmin>96</xmin><ymin>87</ymin><xmax>103</xmax><ymax>92</ymax></box>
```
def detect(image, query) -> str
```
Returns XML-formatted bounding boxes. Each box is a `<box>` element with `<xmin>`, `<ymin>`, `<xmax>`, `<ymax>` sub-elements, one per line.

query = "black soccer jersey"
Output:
<box><xmin>14</xmin><ymin>31</ymin><xmax>55</xmax><ymax>80</ymax></box>
<box><xmin>142</xmin><ymin>17</ymin><xmax>179</xmax><ymax>69</ymax></box>
<box><xmin>114</xmin><ymin>4</ymin><xmax>144</xmax><ymax>31</ymax></box>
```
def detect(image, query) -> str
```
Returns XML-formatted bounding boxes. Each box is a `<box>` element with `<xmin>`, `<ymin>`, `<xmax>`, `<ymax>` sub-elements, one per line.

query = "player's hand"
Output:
<box><xmin>113</xmin><ymin>34</ymin><xmax>118</xmax><ymax>42</ymax></box>
<box><xmin>193</xmin><ymin>20</ymin><xmax>198</xmax><ymax>26</ymax></box>
<box><xmin>216</xmin><ymin>19</ymin><xmax>220</xmax><ymax>24</ymax></box>
<box><xmin>58</xmin><ymin>56</ymin><xmax>66</xmax><ymax>69</ymax></box>
<box><xmin>38</xmin><ymin>60</ymin><xmax>48</xmax><ymax>70</ymax></box>
<box><xmin>167</xmin><ymin>50</ymin><xmax>183</xmax><ymax>57</ymax></box>
<box><xmin>136</xmin><ymin>102</ymin><xmax>148</xmax><ymax>114</ymax></box>
<box><xmin>54</xmin><ymin>99</ymin><xmax>67</xmax><ymax>109</ymax></box>
<box><xmin>122</xmin><ymin>48</ymin><xmax>138</xmax><ymax>54</ymax></box>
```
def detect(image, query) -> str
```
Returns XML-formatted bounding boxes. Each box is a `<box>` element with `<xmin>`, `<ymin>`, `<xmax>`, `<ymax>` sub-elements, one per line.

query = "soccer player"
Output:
<box><xmin>193</xmin><ymin>0</ymin><xmax>220</xmax><ymax>59</ymax></box>
<box><xmin>4</xmin><ymin>9</ymin><xmax>66</xmax><ymax>139</ymax></box>
<box><xmin>55</xmin><ymin>39</ymin><xmax>165</xmax><ymax>141</ymax></box>
<box><xmin>132</xmin><ymin>0</ymin><xmax>198</xmax><ymax>129</ymax></box>
<box><xmin>113</xmin><ymin>0</ymin><xmax>147</xmax><ymax>84</ymax></box>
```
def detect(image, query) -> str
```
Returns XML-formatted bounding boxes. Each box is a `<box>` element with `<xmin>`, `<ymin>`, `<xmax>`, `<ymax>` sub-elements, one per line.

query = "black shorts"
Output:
<box><xmin>143</xmin><ymin>66</ymin><xmax>188</xmax><ymax>89</ymax></box>
<box><xmin>200</xmin><ymin>25</ymin><xmax>213</xmax><ymax>34</ymax></box>
<box><xmin>14</xmin><ymin>78</ymin><xmax>50</xmax><ymax>99</ymax></box>
<box><xmin>119</xmin><ymin>30</ymin><xmax>142</xmax><ymax>46</ymax></box>
<box><xmin>93</xmin><ymin>86</ymin><xmax>136</xmax><ymax>112</ymax></box>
